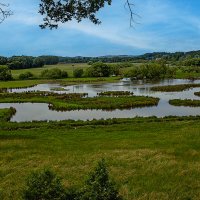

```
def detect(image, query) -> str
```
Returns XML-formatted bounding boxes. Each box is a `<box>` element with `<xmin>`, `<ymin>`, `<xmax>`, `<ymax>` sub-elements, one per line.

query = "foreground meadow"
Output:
<box><xmin>0</xmin><ymin>116</ymin><xmax>200</xmax><ymax>200</ymax></box>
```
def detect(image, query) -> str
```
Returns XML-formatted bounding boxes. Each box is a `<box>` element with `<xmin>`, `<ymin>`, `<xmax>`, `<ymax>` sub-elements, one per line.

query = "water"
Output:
<box><xmin>1</xmin><ymin>79</ymin><xmax>200</xmax><ymax>122</ymax></box>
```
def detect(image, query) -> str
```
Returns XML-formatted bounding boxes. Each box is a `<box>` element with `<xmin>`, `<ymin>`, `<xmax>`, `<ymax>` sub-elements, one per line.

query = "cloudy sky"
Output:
<box><xmin>1</xmin><ymin>0</ymin><xmax>200</xmax><ymax>56</ymax></box>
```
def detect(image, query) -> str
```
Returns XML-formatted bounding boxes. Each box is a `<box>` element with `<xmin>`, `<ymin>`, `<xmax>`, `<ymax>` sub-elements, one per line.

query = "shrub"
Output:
<box><xmin>41</xmin><ymin>68</ymin><xmax>68</xmax><ymax>79</ymax></box>
<box><xmin>86</xmin><ymin>62</ymin><xmax>111</xmax><ymax>77</ymax></box>
<box><xmin>19</xmin><ymin>72</ymin><xmax>33</xmax><ymax>80</ymax></box>
<box><xmin>0</xmin><ymin>65</ymin><xmax>13</xmax><ymax>81</ymax></box>
<box><xmin>23</xmin><ymin>169</ymin><xmax>65</xmax><ymax>200</ymax></box>
<box><xmin>73</xmin><ymin>68</ymin><xmax>84</xmax><ymax>78</ymax></box>
<box><xmin>80</xmin><ymin>159</ymin><xmax>122</xmax><ymax>200</ymax></box>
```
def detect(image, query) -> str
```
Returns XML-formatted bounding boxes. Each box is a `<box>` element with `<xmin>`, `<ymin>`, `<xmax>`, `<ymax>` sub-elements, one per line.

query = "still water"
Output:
<box><xmin>1</xmin><ymin>79</ymin><xmax>200</xmax><ymax>122</ymax></box>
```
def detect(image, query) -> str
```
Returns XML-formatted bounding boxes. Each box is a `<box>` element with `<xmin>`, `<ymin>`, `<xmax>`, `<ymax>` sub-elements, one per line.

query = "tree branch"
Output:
<box><xmin>125</xmin><ymin>0</ymin><xmax>140</xmax><ymax>27</ymax></box>
<box><xmin>0</xmin><ymin>2</ymin><xmax>13</xmax><ymax>23</ymax></box>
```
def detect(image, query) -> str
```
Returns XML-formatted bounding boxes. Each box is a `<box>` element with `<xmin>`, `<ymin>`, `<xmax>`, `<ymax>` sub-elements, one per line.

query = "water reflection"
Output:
<box><xmin>1</xmin><ymin>79</ymin><xmax>200</xmax><ymax>122</ymax></box>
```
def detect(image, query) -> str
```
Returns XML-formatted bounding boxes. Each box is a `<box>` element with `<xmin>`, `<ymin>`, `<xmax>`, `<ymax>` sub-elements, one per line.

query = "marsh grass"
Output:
<box><xmin>97</xmin><ymin>91</ymin><xmax>134</xmax><ymax>97</ymax></box>
<box><xmin>194</xmin><ymin>91</ymin><xmax>200</xmax><ymax>97</ymax></box>
<box><xmin>0</xmin><ymin>92</ymin><xmax>159</xmax><ymax>111</ymax></box>
<box><xmin>151</xmin><ymin>84</ymin><xmax>200</xmax><ymax>92</ymax></box>
<box><xmin>1</xmin><ymin>117</ymin><xmax>200</xmax><ymax>199</ymax></box>
<box><xmin>169</xmin><ymin>99</ymin><xmax>200</xmax><ymax>107</ymax></box>
<box><xmin>0</xmin><ymin>107</ymin><xmax>16</xmax><ymax>122</ymax></box>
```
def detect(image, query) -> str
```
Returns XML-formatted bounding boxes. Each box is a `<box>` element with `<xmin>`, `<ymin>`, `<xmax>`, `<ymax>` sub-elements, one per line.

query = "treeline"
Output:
<box><xmin>0</xmin><ymin>56</ymin><xmax>59</xmax><ymax>70</ymax></box>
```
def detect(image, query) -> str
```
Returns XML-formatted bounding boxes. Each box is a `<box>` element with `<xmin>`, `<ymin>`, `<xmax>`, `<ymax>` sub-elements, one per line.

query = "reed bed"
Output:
<box><xmin>0</xmin><ymin>92</ymin><xmax>159</xmax><ymax>111</ymax></box>
<box><xmin>151</xmin><ymin>83</ymin><xmax>200</xmax><ymax>92</ymax></box>
<box><xmin>169</xmin><ymin>99</ymin><xmax>200</xmax><ymax>107</ymax></box>
<box><xmin>97</xmin><ymin>91</ymin><xmax>134</xmax><ymax>96</ymax></box>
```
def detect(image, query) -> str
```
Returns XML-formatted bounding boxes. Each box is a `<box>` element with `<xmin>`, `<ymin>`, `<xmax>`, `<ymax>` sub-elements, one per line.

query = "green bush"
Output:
<box><xmin>22</xmin><ymin>160</ymin><xmax>122</xmax><ymax>200</ymax></box>
<box><xmin>73</xmin><ymin>68</ymin><xmax>84</xmax><ymax>78</ymax></box>
<box><xmin>23</xmin><ymin>169</ymin><xmax>65</xmax><ymax>200</ymax></box>
<box><xmin>19</xmin><ymin>72</ymin><xmax>33</xmax><ymax>80</ymax></box>
<box><xmin>0</xmin><ymin>65</ymin><xmax>13</xmax><ymax>81</ymax></box>
<box><xmin>86</xmin><ymin>62</ymin><xmax>111</xmax><ymax>77</ymax></box>
<box><xmin>41</xmin><ymin>68</ymin><xmax>68</xmax><ymax>79</ymax></box>
<box><xmin>80</xmin><ymin>159</ymin><xmax>122</xmax><ymax>200</ymax></box>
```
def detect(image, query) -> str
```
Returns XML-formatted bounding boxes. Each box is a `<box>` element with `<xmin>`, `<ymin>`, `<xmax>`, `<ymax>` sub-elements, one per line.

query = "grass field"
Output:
<box><xmin>0</xmin><ymin>116</ymin><xmax>200</xmax><ymax>200</ymax></box>
<box><xmin>11</xmin><ymin>63</ymin><xmax>90</xmax><ymax>79</ymax></box>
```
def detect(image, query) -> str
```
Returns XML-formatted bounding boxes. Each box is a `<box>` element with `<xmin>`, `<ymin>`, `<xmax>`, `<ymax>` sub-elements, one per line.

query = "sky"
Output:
<box><xmin>1</xmin><ymin>0</ymin><xmax>200</xmax><ymax>57</ymax></box>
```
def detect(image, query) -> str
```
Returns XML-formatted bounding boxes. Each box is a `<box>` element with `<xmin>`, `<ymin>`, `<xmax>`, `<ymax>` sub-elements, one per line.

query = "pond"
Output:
<box><xmin>1</xmin><ymin>79</ymin><xmax>200</xmax><ymax>122</ymax></box>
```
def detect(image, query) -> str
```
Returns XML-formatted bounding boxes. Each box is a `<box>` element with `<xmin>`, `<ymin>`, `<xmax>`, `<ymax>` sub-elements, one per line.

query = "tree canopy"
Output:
<box><xmin>0</xmin><ymin>0</ymin><xmax>135</xmax><ymax>29</ymax></box>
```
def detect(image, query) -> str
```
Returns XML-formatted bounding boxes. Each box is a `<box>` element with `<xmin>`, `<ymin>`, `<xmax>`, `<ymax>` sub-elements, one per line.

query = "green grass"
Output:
<box><xmin>175</xmin><ymin>69</ymin><xmax>200</xmax><ymax>79</ymax></box>
<box><xmin>151</xmin><ymin>84</ymin><xmax>200</xmax><ymax>92</ymax></box>
<box><xmin>0</xmin><ymin>92</ymin><xmax>159</xmax><ymax>111</ymax></box>
<box><xmin>0</xmin><ymin>107</ymin><xmax>16</xmax><ymax>122</ymax></box>
<box><xmin>169</xmin><ymin>99</ymin><xmax>200</xmax><ymax>107</ymax></box>
<box><xmin>194</xmin><ymin>91</ymin><xmax>200</xmax><ymax>97</ymax></box>
<box><xmin>11</xmin><ymin>63</ymin><xmax>90</xmax><ymax>79</ymax></box>
<box><xmin>0</xmin><ymin>77</ymin><xmax>120</xmax><ymax>89</ymax></box>
<box><xmin>1</xmin><ymin>117</ymin><xmax>200</xmax><ymax>199</ymax></box>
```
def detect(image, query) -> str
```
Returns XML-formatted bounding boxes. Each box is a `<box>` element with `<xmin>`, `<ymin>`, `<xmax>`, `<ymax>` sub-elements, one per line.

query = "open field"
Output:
<box><xmin>0</xmin><ymin>116</ymin><xmax>200</xmax><ymax>200</ymax></box>
<box><xmin>11</xmin><ymin>63</ymin><xmax>89</xmax><ymax>78</ymax></box>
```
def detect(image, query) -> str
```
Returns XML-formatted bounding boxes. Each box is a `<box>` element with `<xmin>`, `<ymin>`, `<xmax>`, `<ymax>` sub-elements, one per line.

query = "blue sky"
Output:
<box><xmin>1</xmin><ymin>0</ymin><xmax>200</xmax><ymax>57</ymax></box>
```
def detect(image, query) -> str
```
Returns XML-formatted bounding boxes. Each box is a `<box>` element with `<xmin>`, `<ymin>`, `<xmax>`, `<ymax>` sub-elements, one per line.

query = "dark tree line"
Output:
<box><xmin>0</xmin><ymin>55</ymin><xmax>59</xmax><ymax>70</ymax></box>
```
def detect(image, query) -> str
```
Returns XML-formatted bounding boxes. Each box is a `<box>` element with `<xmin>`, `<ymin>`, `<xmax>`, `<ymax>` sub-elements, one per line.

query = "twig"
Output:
<box><xmin>0</xmin><ymin>2</ymin><xmax>13</xmax><ymax>23</ymax></box>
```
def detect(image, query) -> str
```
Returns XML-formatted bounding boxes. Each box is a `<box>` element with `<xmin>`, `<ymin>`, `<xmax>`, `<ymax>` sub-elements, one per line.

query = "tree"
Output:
<box><xmin>0</xmin><ymin>65</ymin><xmax>12</xmax><ymax>81</ymax></box>
<box><xmin>80</xmin><ymin>159</ymin><xmax>122</xmax><ymax>200</ymax></box>
<box><xmin>40</xmin><ymin>68</ymin><xmax>68</xmax><ymax>79</ymax></box>
<box><xmin>73</xmin><ymin>68</ymin><xmax>84</xmax><ymax>78</ymax></box>
<box><xmin>87</xmin><ymin>62</ymin><xmax>111</xmax><ymax>77</ymax></box>
<box><xmin>0</xmin><ymin>1</ymin><xmax>135</xmax><ymax>29</ymax></box>
<box><xmin>23</xmin><ymin>169</ymin><xmax>65</xmax><ymax>200</ymax></box>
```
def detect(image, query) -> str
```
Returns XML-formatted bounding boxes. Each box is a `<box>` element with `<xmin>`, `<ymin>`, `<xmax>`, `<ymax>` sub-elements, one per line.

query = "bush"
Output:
<box><xmin>41</xmin><ymin>68</ymin><xmax>68</xmax><ymax>79</ymax></box>
<box><xmin>80</xmin><ymin>159</ymin><xmax>122</xmax><ymax>200</ymax></box>
<box><xmin>86</xmin><ymin>62</ymin><xmax>111</xmax><ymax>77</ymax></box>
<box><xmin>73</xmin><ymin>68</ymin><xmax>84</xmax><ymax>78</ymax></box>
<box><xmin>23</xmin><ymin>169</ymin><xmax>66</xmax><ymax>200</ymax></box>
<box><xmin>128</xmin><ymin>62</ymin><xmax>175</xmax><ymax>80</ymax></box>
<box><xmin>22</xmin><ymin>160</ymin><xmax>122</xmax><ymax>200</ymax></box>
<box><xmin>19</xmin><ymin>72</ymin><xmax>33</xmax><ymax>80</ymax></box>
<box><xmin>0</xmin><ymin>65</ymin><xmax>13</xmax><ymax>81</ymax></box>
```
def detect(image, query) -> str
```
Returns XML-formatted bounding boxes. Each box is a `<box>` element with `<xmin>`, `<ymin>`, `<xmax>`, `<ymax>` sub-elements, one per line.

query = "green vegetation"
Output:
<box><xmin>169</xmin><ymin>99</ymin><xmax>200</xmax><ymax>107</ymax></box>
<box><xmin>23</xmin><ymin>160</ymin><xmax>122</xmax><ymax>200</ymax></box>
<box><xmin>73</xmin><ymin>68</ymin><xmax>84</xmax><ymax>78</ymax></box>
<box><xmin>40</xmin><ymin>68</ymin><xmax>68</xmax><ymax>79</ymax></box>
<box><xmin>194</xmin><ymin>91</ymin><xmax>200</xmax><ymax>97</ymax></box>
<box><xmin>0</xmin><ymin>107</ymin><xmax>16</xmax><ymax>122</ymax></box>
<box><xmin>151</xmin><ymin>84</ymin><xmax>200</xmax><ymax>92</ymax></box>
<box><xmin>23</xmin><ymin>169</ymin><xmax>66</xmax><ymax>200</ymax></box>
<box><xmin>19</xmin><ymin>72</ymin><xmax>34</xmax><ymax>80</ymax></box>
<box><xmin>11</xmin><ymin>63</ymin><xmax>89</xmax><ymax>79</ymax></box>
<box><xmin>0</xmin><ymin>65</ymin><xmax>13</xmax><ymax>81</ymax></box>
<box><xmin>1</xmin><ymin>116</ymin><xmax>200</xmax><ymax>199</ymax></box>
<box><xmin>127</xmin><ymin>62</ymin><xmax>175</xmax><ymax>80</ymax></box>
<box><xmin>86</xmin><ymin>62</ymin><xmax>112</xmax><ymax>77</ymax></box>
<box><xmin>0</xmin><ymin>92</ymin><xmax>159</xmax><ymax>111</ymax></box>
<box><xmin>97</xmin><ymin>91</ymin><xmax>134</xmax><ymax>96</ymax></box>
<box><xmin>0</xmin><ymin>77</ymin><xmax>119</xmax><ymax>90</ymax></box>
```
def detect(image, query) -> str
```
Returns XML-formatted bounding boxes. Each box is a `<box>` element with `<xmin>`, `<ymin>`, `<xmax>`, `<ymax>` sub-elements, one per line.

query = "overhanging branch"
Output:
<box><xmin>0</xmin><ymin>3</ymin><xmax>13</xmax><ymax>23</ymax></box>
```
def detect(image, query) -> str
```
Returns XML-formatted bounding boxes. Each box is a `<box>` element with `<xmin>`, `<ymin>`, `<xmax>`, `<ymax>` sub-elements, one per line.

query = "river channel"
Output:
<box><xmin>1</xmin><ymin>79</ymin><xmax>200</xmax><ymax>122</ymax></box>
